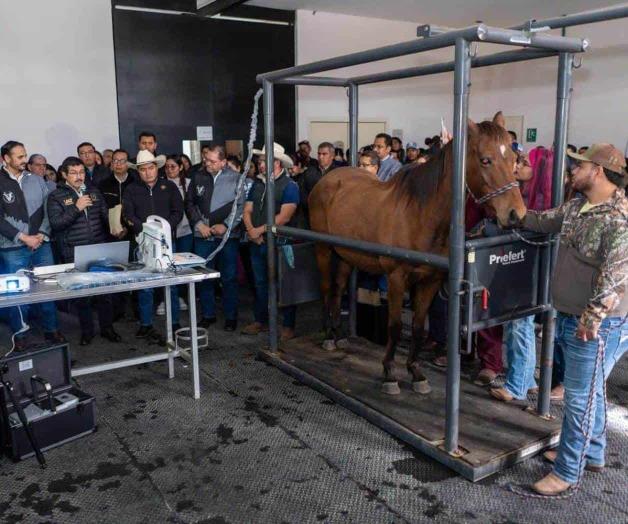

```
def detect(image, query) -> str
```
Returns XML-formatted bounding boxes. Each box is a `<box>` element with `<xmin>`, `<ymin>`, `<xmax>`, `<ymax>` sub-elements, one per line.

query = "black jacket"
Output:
<box><xmin>99</xmin><ymin>172</ymin><xmax>138</xmax><ymax>209</ymax></box>
<box><xmin>122</xmin><ymin>180</ymin><xmax>184</xmax><ymax>237</ymax></box>
<box><xmin>85</xmin><ymin>164</ymin><xmax>111</xmax><ymax>189</ymax></box>
<box><xmin>47</xmin><ymin>183</ymin><xmax>109</xmax><ymax>262</ymax></box>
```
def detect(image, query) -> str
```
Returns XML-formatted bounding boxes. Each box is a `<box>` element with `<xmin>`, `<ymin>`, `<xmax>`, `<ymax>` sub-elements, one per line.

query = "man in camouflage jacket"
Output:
<box><xmin>523</xmin><ymin>144</ymin><xmax>628</xmax><ymax>495</ymax></box>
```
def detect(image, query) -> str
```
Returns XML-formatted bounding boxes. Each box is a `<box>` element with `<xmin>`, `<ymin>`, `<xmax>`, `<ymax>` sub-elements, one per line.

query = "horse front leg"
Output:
<box><xmin>407</xmin><ymin>277</ymin><xmax>442</xmax><ymax>394</ymax></box>
<box><xmin>381</xmin><ymin>269</ymin><xmax>406</xmax><ymax>395</ymax></box>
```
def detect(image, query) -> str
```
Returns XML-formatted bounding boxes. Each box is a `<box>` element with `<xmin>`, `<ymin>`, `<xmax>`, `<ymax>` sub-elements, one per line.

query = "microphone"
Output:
<box><xmin>78</xmin><ymin>184</ymin><xmax>87</xmax><ymax>197</ymax></box>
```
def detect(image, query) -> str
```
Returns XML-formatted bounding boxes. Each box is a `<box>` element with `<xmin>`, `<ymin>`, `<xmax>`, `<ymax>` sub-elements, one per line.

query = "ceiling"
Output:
<box><xmin>239</xmin><ymin>0</ymin><xmax>626</xmax><ymax>27</ymax></box>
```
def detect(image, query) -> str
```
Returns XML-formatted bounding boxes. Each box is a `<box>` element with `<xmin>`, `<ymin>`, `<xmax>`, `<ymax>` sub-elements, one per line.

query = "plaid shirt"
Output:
<box><xmin>524</xmin><ymin>188</ymin><xmax>628</xmax><ymax>331</ymax></box>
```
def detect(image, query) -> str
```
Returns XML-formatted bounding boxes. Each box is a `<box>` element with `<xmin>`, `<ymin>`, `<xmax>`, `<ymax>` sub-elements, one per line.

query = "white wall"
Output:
<box><xmin>296</xmin><ymin>10</ymin><xmax>628</xmax><ymax>152</ymax></box>
<box><xmin>0</xmin><ymin>0</ymin><xmax>119</xmax><ymax>167</ymax></box>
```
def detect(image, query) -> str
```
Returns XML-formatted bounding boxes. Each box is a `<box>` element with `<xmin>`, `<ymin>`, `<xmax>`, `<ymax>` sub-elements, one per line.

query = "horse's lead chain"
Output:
<box><xmin>468</xmin><ymin>180</ymin><xmax>520</xmax><ymax>205</ymax></box>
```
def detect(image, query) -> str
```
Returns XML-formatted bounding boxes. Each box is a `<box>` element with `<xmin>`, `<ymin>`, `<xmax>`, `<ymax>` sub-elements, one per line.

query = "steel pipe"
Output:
<box><xmin>257</xmin><ymin>25</ymin><xmax>485</xmax><ymax>82</ymax></box>
<box><xmin>478</xmin><ymin>25</ymin><xmax>588</xmax><ymax>53</ymax></box>
<box><xmin>263</xmin><ymin>80</ymin><xmax>279</xmax><ymax>353</ymax></box>
<box><xmin>537</xmin><ymin>52</ymin><xmax>574</xmax><ymax>417</ymax></box>
<box><xmin>445</xmin><ymin>38</ymin><xmax>471</xmax><ymax>455</ymax></box>
<box><xmin>351</xmin><ymin>48</ymin><xmax>555</xmax><ymax>86</ymax></box>
<box><xmin>348</xmin><ymin>84</ymin><xmax>359</xmax><ymax>337</ymax></box>
<box><xmin>510</xmin><ymin>3</ymin><xmax>628</xmax><ymax>31</ymax></box>
<box><xmin>275</xmin><ymin>225</ymin><xmax>449</xmax><ymax>270</ymax></box>
<box><xmin>275</xmin><ymin>76</ymin><xmax>349</xmax><ymax>86</ymax></box>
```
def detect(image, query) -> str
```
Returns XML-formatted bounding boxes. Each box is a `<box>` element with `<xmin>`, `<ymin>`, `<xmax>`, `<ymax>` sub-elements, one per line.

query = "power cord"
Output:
<box><xmin>5</xmin><ymin>306</ymin><xmax>30</xmax><ymax>359</ymax></box>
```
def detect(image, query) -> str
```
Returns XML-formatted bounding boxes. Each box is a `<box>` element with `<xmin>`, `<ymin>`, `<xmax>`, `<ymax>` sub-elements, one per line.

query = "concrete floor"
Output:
<box><xmin>0</xmin><ymin>293</ymin><xmax>626</xmax><ymax>523</ymax></box>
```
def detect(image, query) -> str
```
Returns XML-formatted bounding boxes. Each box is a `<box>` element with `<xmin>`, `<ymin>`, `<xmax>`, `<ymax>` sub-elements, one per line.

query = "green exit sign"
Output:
<box><xmin>526</xmin><ymin>128</ymin><xmax>537</xmax><ymax>142</ymax></box>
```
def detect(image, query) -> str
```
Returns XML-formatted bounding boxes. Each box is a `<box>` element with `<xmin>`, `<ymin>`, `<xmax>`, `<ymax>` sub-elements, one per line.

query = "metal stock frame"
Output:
<box><xmin>256</xmin><ymin>4</ymin><xmax>628</xmax><ymax>478</ymax></box>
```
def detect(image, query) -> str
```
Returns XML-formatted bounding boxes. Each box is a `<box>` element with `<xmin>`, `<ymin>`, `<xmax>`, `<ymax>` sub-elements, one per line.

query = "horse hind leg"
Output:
<box><xmin>315</xmin><ymin>244</ymin><xmax>336</xmax><ymax>351</ymax></box>
<box><xmin>407</xmin><ymin>278</ymin><xmax>442</xmax><ymax>395</ymax></box>
<box><xmin>381</xmin><ymin>269</ymin><xmax>406</xmax><ymax>395</ymax></box>
<box><xmin>330</xmin><ymin>258</ymin><xmax>352</xmax><ymax>349</ymax></box>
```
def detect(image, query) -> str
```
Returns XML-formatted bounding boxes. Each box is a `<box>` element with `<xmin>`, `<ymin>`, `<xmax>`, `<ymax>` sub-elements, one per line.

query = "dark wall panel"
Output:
<box><xmin>112</xmin><ymin>8</ymin><xmax>295</xmax><ymax>156</ymax></box>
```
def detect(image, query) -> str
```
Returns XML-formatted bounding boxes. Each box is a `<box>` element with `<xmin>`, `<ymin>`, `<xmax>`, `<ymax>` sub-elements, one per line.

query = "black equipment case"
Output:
<box><xmin>0</xmin><ymin>343</ymin><xmax>96</xmax><ymax>461</ymax></box>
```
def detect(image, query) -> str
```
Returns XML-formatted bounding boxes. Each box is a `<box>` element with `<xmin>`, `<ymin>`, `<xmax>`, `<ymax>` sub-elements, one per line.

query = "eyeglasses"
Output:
<box><xmin>111</xmin><ymin>159</ymin><xmax>127</xmax><ymax>165</ymax></box>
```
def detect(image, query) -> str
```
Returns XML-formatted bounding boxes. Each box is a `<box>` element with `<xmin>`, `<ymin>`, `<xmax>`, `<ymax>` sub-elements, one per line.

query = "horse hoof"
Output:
<box><xmin>336</xmin><ymin>338</ymin><xmax>350</xmax><ymax>350</ymax></box>
<box><xmin>412</xmin><ymin>380</ymin><xmax>431</xmax><ymax>395</ymax></box>
<box><xmin>322</xmin><ymin>339</ymin><xmax>337</xmax><ymax>352</ymax></box>
<box><xmin>382</xmin><ymin>381</ymin><xmax>401</xmax><ymax>395</ymax></box>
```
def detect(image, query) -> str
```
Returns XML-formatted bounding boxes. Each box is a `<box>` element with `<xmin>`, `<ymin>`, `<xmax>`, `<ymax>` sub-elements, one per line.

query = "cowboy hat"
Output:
<box><xmin>128</xmin><ymin>150</ymin><xmax>166</xmax><ymax>170</ymax></box>
<box><xmin>251</xmin><ymin>142</ymin><xmax>294</xmax><ymax>168</ymax></box>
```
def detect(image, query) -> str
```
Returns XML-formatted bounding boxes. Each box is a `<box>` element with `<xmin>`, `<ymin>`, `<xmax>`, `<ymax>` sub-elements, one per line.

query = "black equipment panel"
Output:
<box><xmin>464</xmin><ymin>235</ymin><xmax>546</xmax><ymax>330</ymax></box>
<box><xmin>278</xmin><ymin>242</ymin><xmax>322</xmax><ymax>307</ymax></box>
<box><xmin>0</xmin><ymin>344</ymin><xmax>96</xmax><ymax>462</ymax></box>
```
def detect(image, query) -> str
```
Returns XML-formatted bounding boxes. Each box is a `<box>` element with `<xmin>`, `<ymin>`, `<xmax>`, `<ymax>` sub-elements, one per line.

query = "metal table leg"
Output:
<box><xmin>165</xmin><ymin>284</ymin><xmax>175</xmax><ymax>379</ymax></box>
<box><xmin>188</xmin><ymin>282</ymin><xmax>201</xmax><ymax>399</ymax></box>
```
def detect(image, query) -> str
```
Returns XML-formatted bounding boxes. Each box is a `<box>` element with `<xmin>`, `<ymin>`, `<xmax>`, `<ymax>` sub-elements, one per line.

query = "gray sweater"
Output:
<box><xmin>0</xmin><ymin>169</ymin><xmax>51</xmax><ymax>249</ymax></box>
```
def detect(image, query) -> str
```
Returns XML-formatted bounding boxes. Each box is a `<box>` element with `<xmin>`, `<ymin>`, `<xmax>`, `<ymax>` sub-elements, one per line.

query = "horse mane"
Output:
<box><xmin>391</xmin><ymin>143</ymin><xmax>450</xmax><ymax>207</ymax></box>
<box><xmin>390</xmin><ymin>120</ymin><xmax>508</xmax><ymax>208</ymax></box>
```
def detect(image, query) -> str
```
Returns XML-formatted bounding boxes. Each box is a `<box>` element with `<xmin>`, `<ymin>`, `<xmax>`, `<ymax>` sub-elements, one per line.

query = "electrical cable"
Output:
<box><xmin>203</xmin><ymin>88</ymin><xmax>264</xmax><ymax>263</ymax></box>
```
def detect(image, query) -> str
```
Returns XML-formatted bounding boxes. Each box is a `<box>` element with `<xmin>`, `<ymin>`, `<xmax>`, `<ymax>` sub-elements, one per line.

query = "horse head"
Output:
<box><xmin>466</xmin><ymin>111</ymin><xmax>527</xmax><ymax>227</ymax></box>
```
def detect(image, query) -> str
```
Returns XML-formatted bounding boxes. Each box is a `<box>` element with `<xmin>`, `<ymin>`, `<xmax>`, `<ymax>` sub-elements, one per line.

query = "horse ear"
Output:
<box><xmin>493</xmin><ymin>111</ymin><xmax>506</xmax><ymax>129</ymax></box>
<box><xmin>468</xmin><ymin>118</ymin><xmax>479</xmax><ymax>137</ymax></box>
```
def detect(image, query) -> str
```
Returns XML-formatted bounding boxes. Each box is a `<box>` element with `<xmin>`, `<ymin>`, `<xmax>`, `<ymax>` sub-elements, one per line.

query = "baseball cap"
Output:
<box><xmin>406</xmin><ymin>142</ymin><xmax>418</xmax><ymax>150</ymax></box>
<box><xmin>567</xmin><ymin>143</ymin><xmax>627</xmax><ymax>175</ymax></box>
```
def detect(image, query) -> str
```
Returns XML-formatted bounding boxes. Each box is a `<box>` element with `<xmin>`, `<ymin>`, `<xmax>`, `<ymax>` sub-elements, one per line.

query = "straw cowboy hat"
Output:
<box><xmin>128</xmin><ymin>150</ymin><xmax>166</xmax><ymax>170</ymax></box>
<box><xmin>251</xmin><ymin>142</ymin><xmax>294</xmax><ymax>168</ymax></box>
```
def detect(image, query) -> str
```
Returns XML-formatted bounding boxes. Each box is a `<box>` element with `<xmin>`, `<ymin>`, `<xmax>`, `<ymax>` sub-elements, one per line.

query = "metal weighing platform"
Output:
<box><xmin>255</xmin><ymin>4</ymin><xmax>628</xmax><ymax>480</ymax></box>
<box><xmin>260</xmin><ymin>335</ymin><xmax>561</xmax><ymax>482</ymax></box>
<box><xmin>0</xmin><ymin>266</ymin><xmax>219</xmax><ymax>399</ymax></box>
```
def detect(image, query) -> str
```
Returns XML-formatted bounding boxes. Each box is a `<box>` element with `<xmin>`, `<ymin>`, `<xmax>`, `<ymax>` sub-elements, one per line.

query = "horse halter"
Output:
<box><xmin>466</xmin><ymin>180</ymin><xmax>520</xmax><ymax>205</ymax></box>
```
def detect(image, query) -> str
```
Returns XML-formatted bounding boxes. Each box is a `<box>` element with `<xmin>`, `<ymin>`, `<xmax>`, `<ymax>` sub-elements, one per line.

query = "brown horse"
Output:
<box><xmin>308</xmin><ymin>112</ymin><xmax>526</xmax><ymax>395</ymax></box>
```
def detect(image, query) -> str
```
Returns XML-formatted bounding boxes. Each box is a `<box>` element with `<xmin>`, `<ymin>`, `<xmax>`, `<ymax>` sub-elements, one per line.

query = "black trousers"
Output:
<box><xmin>75</xmin><ymin>296</ymin><xmax>113</xmax><ymax>337</ymax></box>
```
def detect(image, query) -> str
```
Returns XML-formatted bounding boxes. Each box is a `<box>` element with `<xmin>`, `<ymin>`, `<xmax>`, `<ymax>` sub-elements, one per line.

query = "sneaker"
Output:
<box><xmin>44</xmin><ymin>331</ymin><xmax>67</xmax><ymax>344</ymax></box>
<box><xmin>156</xmin><ymin>302</ymin><xmax>166</xmax><ymax>316</ymax></box>
<box><xmin>179</xmin><ymin>298</ymin><xmax>188</xmax><ymax>312</ymax></box>
<box><xmin>199</xmin><ymin>317</ymin><xmax>217</xmax><ymax>329</ymax></box>
<box><xmin>136</xmin><ymin>325</ymin><xmax>154</xmax><ymax>338</ymax></box>
<box><xmin>241</xmin><ymin>322</ymin><xmax>268</xmax><ymax>335</ymax></box>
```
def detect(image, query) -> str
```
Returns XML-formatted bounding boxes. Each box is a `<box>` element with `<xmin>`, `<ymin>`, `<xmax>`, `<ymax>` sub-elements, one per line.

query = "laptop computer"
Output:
<box><xmin>73</xmin><ymin>241</ymin><xmax>130</xmax><ymax>271</ymax></box>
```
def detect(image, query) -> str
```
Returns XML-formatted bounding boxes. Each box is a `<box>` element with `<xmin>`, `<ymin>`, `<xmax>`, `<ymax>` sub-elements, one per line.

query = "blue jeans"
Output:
<box><xmin>1</xmin><ymin>244</ymin><xmax>58</xmax><ymax>334</ymax></box>
<box><xmin>553</xmin><ymin>313</ymin><xmax>628</xmax><ymax>484</ymax></box>
<box><xmin>249</xmin><ymin>242</ymin><xmax>296</xmax><ymax>328</ymax></box>
<box><xmin>503</xmin><ymin>315</ymin><xmax>537</xmax><ymax>399</ymax></box>
<box><xmin>138</xmin><ymin>286</ymin><xmax>179</xmax><ymax>326</ymax></box>
<box><xmin>553</xmin><ymin>340</ymin><xmax>565</xmax><ymax>387</ymax></box>
<box><xmin>194</xmin><ymin>237</ymin><xmax>239</xmax><ymax>321</ymax></box>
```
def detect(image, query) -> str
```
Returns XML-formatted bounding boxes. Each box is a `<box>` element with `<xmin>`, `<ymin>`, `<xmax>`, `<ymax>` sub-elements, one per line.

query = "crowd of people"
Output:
<box><xmin>1</xmin><ymin>125</ymin><xmax>627</xmax><ymax>495</ymax></box>
<box><xmin>0</xmin><ymin>130</ymin><xmax>435</xmax><ymax>351</ymax></box>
